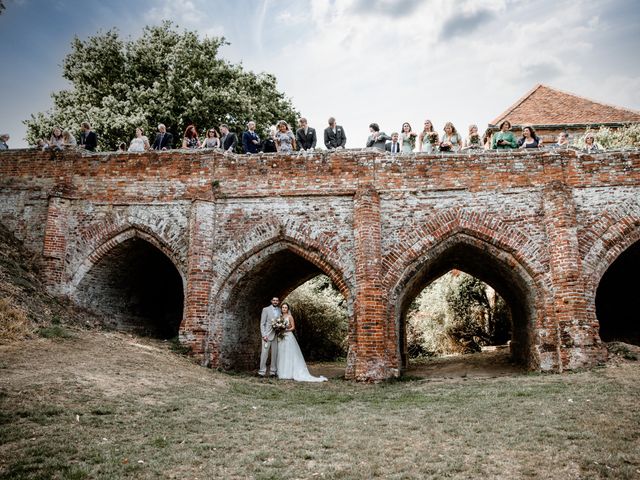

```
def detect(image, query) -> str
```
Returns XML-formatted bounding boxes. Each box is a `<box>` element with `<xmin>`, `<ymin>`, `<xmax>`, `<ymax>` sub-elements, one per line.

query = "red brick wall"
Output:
<box><xmin>1</xmin><ymin>148</ymin><xmax>638</xmax><ymax>380</ymax></box>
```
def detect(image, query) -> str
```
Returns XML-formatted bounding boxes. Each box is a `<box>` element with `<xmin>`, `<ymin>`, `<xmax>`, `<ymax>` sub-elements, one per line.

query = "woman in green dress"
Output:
<box><xmin>491</xmin><ymin>120</ymin><xmax>518</xmax><ymax>149</ymax></box>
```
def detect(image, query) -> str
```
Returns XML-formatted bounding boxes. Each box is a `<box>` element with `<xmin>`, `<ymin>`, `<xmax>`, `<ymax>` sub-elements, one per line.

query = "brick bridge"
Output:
<box><xmin>1</xmin><ymin>148</ymin><xmax>638</xmax><ymax>381</ymax></box>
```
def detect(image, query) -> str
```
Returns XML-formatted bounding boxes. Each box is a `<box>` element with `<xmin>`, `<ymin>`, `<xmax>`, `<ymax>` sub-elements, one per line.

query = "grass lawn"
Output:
<box><xmin>1</xmin><ymin>328</ymin><xmax>639</xmax><ymax>479</ymax></box>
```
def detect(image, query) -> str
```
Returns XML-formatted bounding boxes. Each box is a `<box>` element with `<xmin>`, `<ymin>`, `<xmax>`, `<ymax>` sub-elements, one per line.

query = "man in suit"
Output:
<box><xmin>324</xmin><ymin>117</ymin><xmax>347</xmax><ymax>150</ymax></box>
<box><xmin>151</xmin><ymin>124</ymin><xmax>173</xmax><ymax>150</ymax></box>
<box><xmin>366</xmin><ymin>123</ymin><xmax>391</xmax><ymax>150</ymax></box>
<box><xmin>296</xmin><ymin>117</ymin><xmax>317</xmax><ymax>151</ymax></box>
<box><xmin>242</xmin><ymin>121</ymin><xmax>260</xmax><ymax>154</ymax></box>
<box><xmin>259</xmin><ymin>296</ymin><xmax>281</xmax><ymax>377</ymax></box>
<box><xmin>385</xmin><ymin>132</ymin><xmax>401</xmax><ymax>154</ymax></box>
<box><xmin>220</xmin><ymin>124</ymin><xmax>238</xmax><ymax>153</ymax></box>
<box><xmin>79</xmin><ymin>122</ymin><xmax>98</xmax><ymax>151</ymax></box>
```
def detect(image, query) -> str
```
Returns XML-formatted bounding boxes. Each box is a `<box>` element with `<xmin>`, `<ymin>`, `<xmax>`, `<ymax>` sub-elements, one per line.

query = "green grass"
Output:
<box><xmin>0</xmin><ymin>330</ymin><xmax>639</xmax><ymax>479</ymax></box>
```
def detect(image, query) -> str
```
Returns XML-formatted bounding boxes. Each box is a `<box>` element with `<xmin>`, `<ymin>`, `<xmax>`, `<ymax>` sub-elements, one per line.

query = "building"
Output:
<box><xmin>488</xmin><ymin>84</ymin><xmax>640</xmax><ymax>143</ymax></box>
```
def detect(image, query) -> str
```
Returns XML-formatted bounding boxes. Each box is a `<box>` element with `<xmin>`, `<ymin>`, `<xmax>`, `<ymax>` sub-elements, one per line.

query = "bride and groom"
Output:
<box><xmin>259</xmin><ymin>296</ymin><xmax>327</xmax><ymax>382</ymax></box>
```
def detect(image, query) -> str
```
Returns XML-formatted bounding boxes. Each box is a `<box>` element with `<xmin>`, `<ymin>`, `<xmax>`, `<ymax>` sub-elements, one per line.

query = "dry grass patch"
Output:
<box><xmin>0</xmin><ymin>330</ymin><xmax>639</xmax><ymax>479</ymax></box>
<box><xmin>0</xmin><ymin>297</ymin><xmax>33</xmax><ymax>343</ymax></box>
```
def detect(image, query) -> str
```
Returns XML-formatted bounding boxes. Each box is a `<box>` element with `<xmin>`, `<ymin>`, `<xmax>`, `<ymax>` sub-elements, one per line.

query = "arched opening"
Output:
<box><xmin>393</xmin><ymin>236</ymin><xmax>539</xmax><ymax>374</ymax></box>
<box><xmin>217</xmin><ymin>245</ymin><xmax>351</xmax><ymax>372</ymax></box>
<box><xmin>596</xmin><ymin>240</ymin><xmax>640</xmax><ymax>345</ymax></box>
<box><xmin>74</xmin><ymin>237</ymin><xmax>184</xmax><ymax>338</ymax></box>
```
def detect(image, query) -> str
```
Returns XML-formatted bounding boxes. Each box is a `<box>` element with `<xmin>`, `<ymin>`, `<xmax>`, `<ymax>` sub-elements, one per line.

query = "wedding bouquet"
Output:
<box><xmin>469</xmin><ymin>133</ymin><xmax>481</xmax><ymax>146</ymax></box>
<box><xmin>271</xmin><ymin>316</ymin><xmax>289</xmax><ymax>340</ymax></box>
<box><xmin>427</xmin><ymin>132</ymin><xmax>439</xmax><ymax>144</ymax></box>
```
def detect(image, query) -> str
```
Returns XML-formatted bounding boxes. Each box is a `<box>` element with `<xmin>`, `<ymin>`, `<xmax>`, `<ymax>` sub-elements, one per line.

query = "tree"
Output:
<box><xmin>24</xmin><ymin>22</ymin><xmax>299</xmax><ymax>150</ymax></box>
<box><xmin>571</xmin><ymin>123</ymin><xmax>640</xmax><ymax>150</ymax></box>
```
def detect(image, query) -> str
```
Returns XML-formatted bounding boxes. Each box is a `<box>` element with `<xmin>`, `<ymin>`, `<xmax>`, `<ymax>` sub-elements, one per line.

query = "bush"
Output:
<box><xmin>407</xmin><ymin>272</ymin><xmax>511</xmax><ymax>357</ymax></box>
<box><xmin>572</xmin><ymin>123</ymin><xmax>640</xmax><ymax>150</ymax></box>
<box><xmin>285</xmin><ymin>275</ymin><xmax>349</xmax><ymax>361</ymax></box>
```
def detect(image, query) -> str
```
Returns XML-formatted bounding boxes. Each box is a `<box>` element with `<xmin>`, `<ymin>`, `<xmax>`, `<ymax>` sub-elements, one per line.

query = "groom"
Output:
<box><xmin>259</xmin><ymin>296</ymin><xmax>281</xmax><ymax>377</ymax></box>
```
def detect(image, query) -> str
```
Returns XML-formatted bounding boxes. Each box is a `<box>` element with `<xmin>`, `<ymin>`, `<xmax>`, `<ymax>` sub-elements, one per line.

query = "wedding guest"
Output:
<box><xmin>242</xmin><ymin>121</ymin><xmax>260</xmax><ymax>154</ymax></box>
<box><xmin>366</xmin><ymin>123</ymin><xmax>390</xmax><ymax>150</ymax></box>
<box><xmin>552</xmin><ymin>131</ymin><xmax>570</xmax><ymax>148</ymax></box>
<box><xmin>275</xmin><ymin>120</ymin><xmax>296</xmax><ymax>153</ymax></box>
<box><xmin>182</xmin><ymin>124</ymin><xmax>201</xmax><ymax>149</ymax></box>
<box><xmin>201</xmin><ymin>127</ymin><xmax>221</xmax><ymax>149</ymax></box>
<box><xmin>463</xmin><ymin>124</ymin><xmax>482</xmax><ymax>150</ymax></box>
<box><xmin>400</xmin><ymin>122</ymin><xmax>417</xmax><ymax>153</ymax></box>
<box><xmin>517</xmin><ymin>126</ymin><xmax>541</xmax><ymax>149</ymax></box>
<box><xmin>36</xmin><ymin>138</ymin><xmax>49</xmax><ymax>150</ymax></box>
<box><xmin>261</xmin><ymin>126</ymin><xmax>278</xmax><ymax>153</ymax></box>
<box><xmin>418</xmin><ymin>120</ymin><xmax>437</xmax><ymax>153</ymax></box>
<box><xmin>324</xmin><ymin>117</ymin><xmax>347</xmax><ymax>149</ymax></box>
<box><xmin>62</xmin><ymin>130</ymin><xmax>77</xmax><ymax>148</ymax></box>
<box><xmin>79</xmin><ymin>122</ymin><xmax>97</xmax><ymax>151</ymax></box>
<box><xmin>385</xmin><ymin>132</ymin><xmax>402</xmax><ymax>154</ymax></box>
<box><xmin>296</xmin><ymin>117</ymin><xmax>317</xmax><ymax>151</ymax></box>
<box><xmin>49</xmin><ymin>127</ymin><xmax>65</xmax><ymax>150</ymax></box>
<box><xmin>491</xmin><ymin>120</ymin><xmax>517</xmax><ymax>149</ymax></box>
<box><xmin>152</xmin><ymin>123</ymin><xmax>173</xmax><ymax>150</ymax></box>
<box><xmin>128</xmin><ymin>127</ymin><xmax>150</xmax><ymax>152</ymax></box>
<box><xmin>117</xmin><ymin>142</ymin><xmax>127</xmax><ymax>152</ymax></box>
<box><xmin>220</xmin><ymin>124</ymin><xmax>238</xmax><ymax>153</ymax></box>
<box><xmin>483</xmin><ymin>131</ymin><xmax>493</xmax><ymax>150</ymax></box>
<box><xmin>583</xmin><ymin>132</ymin><xmax>602</xmax><ymax>153</ymax></box>
<box><xmin>0</xmin><ymin>133</ymin><xmax>9</xmax><ymax>150</ymax></box>
<box><xmin>439</xmin><ymin>122</ymin><xmax>462</xmax><ymax>152</ymax></box>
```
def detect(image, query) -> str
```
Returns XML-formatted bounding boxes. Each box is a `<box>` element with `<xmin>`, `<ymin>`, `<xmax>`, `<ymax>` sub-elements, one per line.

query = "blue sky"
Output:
<box><xmin>1</xmin><ymin>0</ymin><xmax>639</xmax><ymax>148</ymax></box>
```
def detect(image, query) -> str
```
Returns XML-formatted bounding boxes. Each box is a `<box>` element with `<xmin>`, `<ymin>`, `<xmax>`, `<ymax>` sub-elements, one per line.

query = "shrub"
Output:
<box><xmin>572</xmin><ymin>123</ymin><xmax>640</xmax><ymax>150</ymax></box>
<box><xmin>285</xmin><ymin>275</ymin><xmax>349</xmax><ymax>361</ymax></box>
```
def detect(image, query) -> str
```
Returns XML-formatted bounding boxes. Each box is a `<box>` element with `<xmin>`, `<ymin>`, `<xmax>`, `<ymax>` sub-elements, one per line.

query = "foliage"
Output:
<box><xmin>0</xmin><ymin>1</ymin><xmax>5</xmax><ymax>15</ymax></box>
<box><xmin>407</xmin><ymin>271</ymin><xmax>511</xmax><ymax>357</ymax></box>
<box><xmin>24</xmin><ymin>22</ymin><xmax>299</xmax><ymax>150</ymax></box>
<box><xmin>571</xmin><ymin>123</ymin><xmax>640</xmax><ymax>150</ymax></box>
<box><xmin>285</xmin><ymin>275</ymin><xmax>349</xmax><ymax>361</ymax></box>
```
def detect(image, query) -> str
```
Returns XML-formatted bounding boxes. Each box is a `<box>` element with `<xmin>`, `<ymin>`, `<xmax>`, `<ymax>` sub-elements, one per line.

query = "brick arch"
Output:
<box><xmin>208</xmin><ymin>235</ymin><xmax>354</xmax><ymax>371</ymax></box>
<box><xmin>69</xmin><ymin>225</ymin><xmax>186</xmax><ymax>295</ymax></box>
<box><xmin>387</xmin><ymin>230</ymin><xmax>544</xmax><ymax>371</ymax></box>
<box><xmin>382</xmin><ymin>210</ymin><xmax>542</xmax><ymax>291</ymax></box>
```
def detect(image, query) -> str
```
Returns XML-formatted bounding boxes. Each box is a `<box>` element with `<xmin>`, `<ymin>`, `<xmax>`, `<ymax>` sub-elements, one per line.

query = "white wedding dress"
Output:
<box><xmin>277</xmin><ymin>331</ymin><xmax>328</xmax><ymax>382</ymax></box>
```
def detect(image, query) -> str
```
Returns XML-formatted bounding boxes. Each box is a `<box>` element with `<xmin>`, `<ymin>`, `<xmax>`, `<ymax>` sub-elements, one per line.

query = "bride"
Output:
<box><xmin>277</xmin><ymin>303</ymin><xmax>327</xmax><ymax>382</ymax></box>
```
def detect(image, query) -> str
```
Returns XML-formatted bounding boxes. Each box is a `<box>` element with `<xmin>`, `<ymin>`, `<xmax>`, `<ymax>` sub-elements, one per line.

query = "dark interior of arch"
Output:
<box><xmin>75</xmin><ymin>237</ymin><xmax>184</xmax><ymax>339</ymax></box>
<box><xmin>398</xmin><ymin>241</ymin><xmax>536</xmax><ymax>369</ymax></box>
<box><xmin>596</xmin><ymin>240</ymin><xmax>640</xmax><ymax>345</ymax></box>
<box><xmin>219</xmin><ymin>248</ymin><xmax>332</xmax><ymax>371</ymax></box>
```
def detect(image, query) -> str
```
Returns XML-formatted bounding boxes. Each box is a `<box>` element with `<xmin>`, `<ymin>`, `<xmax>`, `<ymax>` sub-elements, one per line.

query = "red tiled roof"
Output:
<box><xmin>490</xmin><ymin>84</ymin><xmax>640</xmax><ymax>127</ymax></box>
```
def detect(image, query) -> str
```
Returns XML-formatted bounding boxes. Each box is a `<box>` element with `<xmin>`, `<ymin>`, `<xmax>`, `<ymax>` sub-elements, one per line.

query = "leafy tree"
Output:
<box><xmin>285</xmin><ymin>275</ymin><xmax>349</xmax><ymax>362</ymax></box>
<box><xmin>24</xmin><ymin>22</ymin><xmax>299</xmax><ymax>150</ymax></box>
<box><xmin>407</xmin><ymin>271</ymin><xmax>511</xmax><ymax>357</ymax></box>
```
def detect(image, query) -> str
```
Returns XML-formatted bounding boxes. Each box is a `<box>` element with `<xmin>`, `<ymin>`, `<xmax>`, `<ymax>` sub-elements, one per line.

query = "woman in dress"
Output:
<box><xmin>491</xmin><ymin>120</ymin><xmax>518</xmax><ymax>149</ymax></box>
<box><xmin>128</xmin><ymin>127</ymin><xmax>150</xmax><ymax>152</ymax></box>
<box><xmin>517</xmin><ymin>126</ymin><xmax>541</xmax><ymax>149</ymax></box>
<box><xmin>400</xmin><ymin>122</ymin><xmax>417</xmax><ymax>153</ymax></box>
<box><xmin>48</xmin><ymin>127</ymin><xmax>65</xmax><ymax>150</ymax></box>
<box><xmin>418</xmin><ymin>119</ymin><xmax>437</xmax><ymax>153</ymax></box>
<box><xmin>182</xmin><ymin>124</ymin><xmax>201</xmax><ymax>149</ymax></box>
<box><xmin>583</xmin><ymin>132</ymin><xmax>602</xmax><ymax>153</ymax></box>
<box><xmin>277</xmin><ymin>303</ymin><xmax>328</xmax><ymax>382</ymax></box>
<box><xmin>463</xmin><ymin>124</ymin><xmax>482</xmax><ymax>150</ymax></box>
<box><xmin>439</xmin><ymin>122</ymin><xmax>462</xmax><ymax>152</ymax></box>
<box><xmin>62</xmin><ymin>130</ymin><xmax>77</xmax><ymax>148</ymax></box>
<box><xmin>261</xmin><ymin>125</ymin><xmax>278</xmax><ymax>153</ymax></box>
<box><xmin>275</xmin><ymin>120</ymin><xmax>296</xmax><ymax>153</ymax></box>
<box><xmin>201</xmin><ymin>128</ymin><xmax>220</xmax><ymax>149</ymax></box>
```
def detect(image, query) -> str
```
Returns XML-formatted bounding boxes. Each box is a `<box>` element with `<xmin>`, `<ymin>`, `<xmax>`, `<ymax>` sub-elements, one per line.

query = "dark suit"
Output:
<box><xmin>296</xmin><ymin>127</ymin><xmax>317</xmax><ymax>150</ymax></box>
<box><xmin>221</xmin><ymin>132</ymin><xmax>238</xmax><ymax>152</ymax></box>
<box><xmin>324</xmin><ymin>125</ymin><xmax>346</xmax><ymax>149</ymax></box>
<box><xmin>242</xmin><ymin>130</ymin><xmax>260</xmax><ymax>153</ymax></box>
<box><xmin>152</xmin><ymin>132</ymin><xmax>173</xmax><ymax>150</ymax></box>
<box><xmin>367</xmin><ymin>132</ymin><xmax>390</xmax><ymax>150</ymax></box>
<box><xmin>385</xmin><ymin>141</ymin><xmax>401</xmax><ymax>153</ymax></box>
<box><xmin>80</xmin><ymin>131</ymin><xmax>97</xmax><ymax>151</ymax></box>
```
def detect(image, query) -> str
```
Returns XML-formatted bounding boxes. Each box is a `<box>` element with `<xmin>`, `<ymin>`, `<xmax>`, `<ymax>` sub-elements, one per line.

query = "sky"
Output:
<box><xmin>0</xmin><ymin>0</ymin><xmax>639</xmax><ymax>148</ymax></box>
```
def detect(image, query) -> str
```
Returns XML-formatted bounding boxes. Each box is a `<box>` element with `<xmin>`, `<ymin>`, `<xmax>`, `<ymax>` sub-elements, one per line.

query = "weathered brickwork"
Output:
<box><xmin>1</xmin><ymin>148</ymin><xmax>638</xmax><ymax>381</ymax></box>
